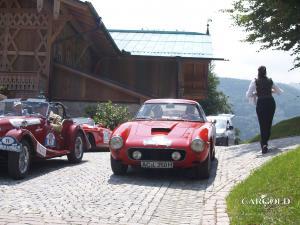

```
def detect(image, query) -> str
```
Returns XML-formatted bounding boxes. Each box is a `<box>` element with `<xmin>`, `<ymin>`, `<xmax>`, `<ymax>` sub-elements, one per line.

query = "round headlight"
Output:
<box><xmin>171</xmin><ymin>151</ymin><xmax>181</xmax><ymax>161</ymax></box>
<box><xmin>110</xmin><ymin>136</ymin><xmax>123</xmax><ymax>150</ymax></box>
<box><xmin>132</xmin><ymin>150</ymin><xmax>142</xmax><ymax>160</ymax></box>
<box><xmin>191</xmin><ymin>138</ymin><xmax>205</xmax><ymax>152</ymax></box>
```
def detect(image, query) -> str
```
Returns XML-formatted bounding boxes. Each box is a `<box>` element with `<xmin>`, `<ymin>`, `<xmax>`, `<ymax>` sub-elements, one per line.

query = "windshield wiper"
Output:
<box><xmin>135</xmin><ymin>116</ymin><xmax>153</xmax><ymax>120</ymax></box>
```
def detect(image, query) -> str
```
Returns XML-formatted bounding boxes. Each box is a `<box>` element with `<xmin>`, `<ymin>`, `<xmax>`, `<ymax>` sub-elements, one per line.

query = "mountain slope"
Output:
<box><xmin>217</xmin><ymin>77</ymin><xmax>300</xmax><ymax>140</ymax></box>
<box><xmin>248</xmin><ymin>116</ymin><xmax>300</xmax><ymax>142</ymax></box>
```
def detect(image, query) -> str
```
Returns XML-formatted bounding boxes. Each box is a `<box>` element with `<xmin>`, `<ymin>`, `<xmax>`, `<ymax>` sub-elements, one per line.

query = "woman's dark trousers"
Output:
<box><xmin>256</xmin><ymin>96</ymin><xmax>276</xmax><ymax>147</ymax></box>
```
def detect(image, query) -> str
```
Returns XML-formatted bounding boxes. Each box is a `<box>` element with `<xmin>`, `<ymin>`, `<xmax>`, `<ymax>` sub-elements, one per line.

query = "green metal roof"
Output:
<box><xmin>108</xmin><ymin>29</ymin><xmax>218</xmax><ymax>59</ymax></box>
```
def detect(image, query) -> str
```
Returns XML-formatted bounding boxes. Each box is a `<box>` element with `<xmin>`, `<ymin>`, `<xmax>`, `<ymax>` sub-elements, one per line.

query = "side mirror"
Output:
<box><xmin>228</xmin><ymin>125</ymin><xmax>234</xmax><ymax>130</ymax></box>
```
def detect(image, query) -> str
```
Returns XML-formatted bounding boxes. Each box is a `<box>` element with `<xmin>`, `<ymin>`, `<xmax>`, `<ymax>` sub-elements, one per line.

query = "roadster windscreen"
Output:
<box><xmin>0</xmin><ymin>100</ymin><xmax>49</xmax><ymax>117</ymax></box>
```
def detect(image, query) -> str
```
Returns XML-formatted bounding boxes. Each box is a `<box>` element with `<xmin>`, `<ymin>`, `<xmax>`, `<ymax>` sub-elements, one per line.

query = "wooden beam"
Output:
<box><xmin>76</xmin><ymin>43</ymin><xmax>91</xmax><ymax>64</ymax></box>
<box><xmin>60</xmin><ymin>0</ymin><xmax>89</xmax><ymax>11</ymax></box>
<box><xmin>177</xmin><ymin>58</ymin><xmax>184</xmax><ymax>98</ymax></box>
<box><xmin>54</xmin><ymin>63</ymin><xmax>151</xmax><ymax>100</ymax></box>
<box><xmin>81</xmin><ymin>77</ymin><xmax>86</xmax><ymax>98</ymax></box>
<box><xmin>0</xmin><ymin>9</ymin><xmax>39</xmax><ymax>13</ymax></box>
<box><xmin>67</xmin><ymin>19</ymin><xmax>100</xmax><ymax>57</ymax></box>
<box><xmin>50</xmin><ymin>16</ymin><xmax>71</xmax><ymax>44</ymax></box>
<box><xmin>53</xmin><ymin>0</ymin><xmax>60</xmax><ymax>19</ymax></box>
<box><xmin>37</xmin><ymin>0</ymin><xmax>44</xmax><ymax>13</ymax></box>
<box><xmin>7</xmin><ymin>51</ymin><xmax>47</xmax><ymax>56</ymax></box>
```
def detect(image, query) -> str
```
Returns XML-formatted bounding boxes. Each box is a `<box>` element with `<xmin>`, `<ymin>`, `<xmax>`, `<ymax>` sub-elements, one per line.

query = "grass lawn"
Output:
<box><xmin>226</xmin><ymin>147</ymin><xmax>300</xmax><ymax>225</ymax></box>
<box><xmin>248</xmin><ymin>116</ymin><xmax>300</xmax><ymax>143</ymax></box>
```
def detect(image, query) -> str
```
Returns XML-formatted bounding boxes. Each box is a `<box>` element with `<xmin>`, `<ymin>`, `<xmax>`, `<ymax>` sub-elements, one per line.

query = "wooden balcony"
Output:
<box><xmin>0</xmin><ymin>72</ymin><xmax>39</xmax><ymax>98</ymax></box>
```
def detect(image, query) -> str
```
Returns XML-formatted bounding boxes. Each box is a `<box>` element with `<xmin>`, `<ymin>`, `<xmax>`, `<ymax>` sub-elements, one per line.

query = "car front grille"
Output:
<box><xmin>127</xmin><ymin>148</ymin><xmax>186</xmax><ymax>161</ymax></box>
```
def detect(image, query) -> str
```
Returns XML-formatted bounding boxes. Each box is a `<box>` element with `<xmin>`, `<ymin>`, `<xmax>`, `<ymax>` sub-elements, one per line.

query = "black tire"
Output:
<box><xmin>110</xmin><ymin>155</ymin><xmax>128</xmax><ymax>175</ymax></box>
<box><xmin>190</xmin><ymin>151</ymin><xmax>211</xmax><ymax>179</ymax></box>
<box><xmin>8</xmin><ymin>139</ymin><xmax>31</xmax><ymax>180</ymax></box>
<box><xmin>67</xmin><ymin>132</ymin><xmax>85</xmax><ymax>163</ymax></box>
<box><xmin>225</xmin><ymin>137</ymin><xmax>229</xmax><ymax>146</ymax></box>
<box><xmin>211</xmin><ymin>144</ymin><xmax>216</xmax><ymax>161</ymax></box>
<box><xmin>87</xmin><ymin>133</ymin><xmax>96</xmax><ymax>149</ymax></box>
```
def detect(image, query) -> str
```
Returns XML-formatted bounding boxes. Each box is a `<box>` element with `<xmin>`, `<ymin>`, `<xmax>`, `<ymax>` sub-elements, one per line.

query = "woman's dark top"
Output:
<box><xmin>255</xmin><ymin>78</ymin><xmax>273</xmax><ymax>98</ymax></box>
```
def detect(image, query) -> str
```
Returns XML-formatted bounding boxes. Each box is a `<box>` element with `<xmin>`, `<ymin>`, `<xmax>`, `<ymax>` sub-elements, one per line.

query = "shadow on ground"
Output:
<box><xmin>0</xmin><ymin>158</ymin><xmax>87</xmax><ymax>184</ymax></box>
<box><xmin>225</xmin><ymin>137</ymin><xmax>300</xmax><ymax>160</ymax></box>
<box><xmin>107</xmin><ymin>158</ymin><xmax>219</xmax><ymax>191</ymax></box>
<box><xmin>85</xmin><ymin>147</ymin><xmax>109</xmax><ymax>153</ymax></box>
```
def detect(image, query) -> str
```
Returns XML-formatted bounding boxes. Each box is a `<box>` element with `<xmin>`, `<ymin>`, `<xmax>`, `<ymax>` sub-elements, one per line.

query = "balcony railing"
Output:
<box><xmin>0</xmin><ymin>72</ymin><xmax>39</xmax><ymax>91</ymax></box>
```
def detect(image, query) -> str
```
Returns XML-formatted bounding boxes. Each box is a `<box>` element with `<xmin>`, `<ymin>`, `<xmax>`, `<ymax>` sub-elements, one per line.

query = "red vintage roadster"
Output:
<box><xmin>0</xmin><ymin>98</ymin><xmax>89</xmax><ymax>179</ymax></box>
<box><xmin>109</xmin><ymin>99</ymin><xmax>216</xmax><ymax>179</ymax></box>
<box><xmin>73</xmin><ymin>117</ymin><xmax>112</xmax><ymax>149</ymax></box>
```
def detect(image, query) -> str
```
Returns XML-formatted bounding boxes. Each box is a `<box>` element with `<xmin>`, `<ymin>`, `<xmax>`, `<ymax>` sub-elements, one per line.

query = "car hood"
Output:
<box><xmin>131</xmin><ymin>120</ymin><xmax>205</xmax><ymax>139</ymax></box>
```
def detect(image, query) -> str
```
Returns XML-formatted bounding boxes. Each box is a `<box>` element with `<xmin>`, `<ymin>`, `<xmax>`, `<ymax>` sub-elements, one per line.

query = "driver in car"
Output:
<box><xmin>13</xmin><ymin>101</ymin><xmax>23</xmax><ymax>116</ymax></box>
<box><xmin>49</xmin><ymin>110</ymin><xmax>63</xmax><ymax>133</ymax></box>
<box><xmin>184</xmin><ymin>105</ymin><xmax>198</xmax><ymax>120</ymax></box>
<box><xmin>152</xmin><ymin>105</ymin><xmax>163</xmax><ymax>119</ymax></box>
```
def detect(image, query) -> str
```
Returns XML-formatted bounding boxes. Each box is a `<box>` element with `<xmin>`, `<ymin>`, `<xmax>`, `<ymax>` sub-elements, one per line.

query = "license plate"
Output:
<box><xmin>141</xmin><ymin>161</ymin><xmax>173</xmax><ymax>169</ymax></box>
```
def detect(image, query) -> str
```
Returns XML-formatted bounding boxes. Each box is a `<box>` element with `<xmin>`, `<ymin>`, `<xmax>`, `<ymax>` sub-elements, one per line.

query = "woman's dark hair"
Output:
<box><xmin>258</xmin><ymin>66</ymin><xmax>267</xmax><ymax>79</ymax></box>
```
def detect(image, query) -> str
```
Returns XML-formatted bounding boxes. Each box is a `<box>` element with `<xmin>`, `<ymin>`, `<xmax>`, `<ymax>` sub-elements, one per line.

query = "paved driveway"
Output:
<box><xmin>0</xmin><ymin>137</ymin><xmax>299</xmax><ymax>225</ymax></box>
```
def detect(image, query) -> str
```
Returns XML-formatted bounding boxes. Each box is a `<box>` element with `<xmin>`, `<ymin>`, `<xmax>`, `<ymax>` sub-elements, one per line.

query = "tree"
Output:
<box><xmin>199</xmin><ymin>65</ymin><xmax>232</xmax><ymax>115</ymax></box>
<box><xmin>227</xmin><ymin>0</ymin><xmax>300</xmax><ymax>69</ymax></box>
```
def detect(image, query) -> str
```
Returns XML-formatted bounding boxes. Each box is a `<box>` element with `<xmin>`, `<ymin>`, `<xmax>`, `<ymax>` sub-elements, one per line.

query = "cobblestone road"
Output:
<box><xmin>0</xmin><ymin>136</ymin><xmax>299</xmax><ymax>225</ymax></box>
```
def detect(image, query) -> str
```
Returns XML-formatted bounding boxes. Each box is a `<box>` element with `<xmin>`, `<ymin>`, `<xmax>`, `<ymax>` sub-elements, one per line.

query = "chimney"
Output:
<box><xmin>206</xmin><ymin>19</ymin><xmax>212</xmax><ymax>35</ymax></box>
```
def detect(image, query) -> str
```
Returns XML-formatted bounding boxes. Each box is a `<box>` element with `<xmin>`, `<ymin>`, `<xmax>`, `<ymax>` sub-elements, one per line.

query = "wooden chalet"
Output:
<box><xmin>0</xmin><ymin>0</ymin><xmax>222</xmax><ymax>108</ymax></box>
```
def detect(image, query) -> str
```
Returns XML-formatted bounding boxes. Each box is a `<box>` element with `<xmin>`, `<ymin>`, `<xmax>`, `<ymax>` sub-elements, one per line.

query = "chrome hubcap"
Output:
<box><xmin>19</xmin><ymin>145</ymin><xmax>29</xmax><ymax>174</ymax></box>
<box><xmin>74</xmin><ymin>136</ymin><xmax>83</xmax><ymax>159</ymax></box>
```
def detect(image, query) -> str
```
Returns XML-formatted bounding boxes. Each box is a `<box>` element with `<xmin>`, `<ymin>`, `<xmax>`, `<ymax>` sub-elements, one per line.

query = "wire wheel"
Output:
<box><xmin>19</xmin><ymin>144</ymin><xmax>30</xmax><ymax>174</ymax></box>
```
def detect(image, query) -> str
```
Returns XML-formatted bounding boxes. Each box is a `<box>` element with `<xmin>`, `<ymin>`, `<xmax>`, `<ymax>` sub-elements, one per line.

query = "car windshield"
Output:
<box><xmin>215</xmin><ymin>119</ymin><xmax>228</xmax><ymax>129</ymax></box>
<box><xmin>135</xmin><ymin>103</ymin><xmax>204</xmax><ymax>122</ymax></box>
<box><xmin>0</xmin><ymin>100</ymin><xmax>49</xmax><ymax>117</ymax></box>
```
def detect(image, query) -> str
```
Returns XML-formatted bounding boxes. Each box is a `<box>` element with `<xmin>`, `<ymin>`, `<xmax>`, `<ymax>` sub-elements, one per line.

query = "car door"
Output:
<box><xmin>44</xmin><ymin>103</ymin><xmax>65</xmax><ymax>150</ymax></box>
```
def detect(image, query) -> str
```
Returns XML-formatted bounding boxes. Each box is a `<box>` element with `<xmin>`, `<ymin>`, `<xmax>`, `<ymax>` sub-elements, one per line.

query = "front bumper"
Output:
<box><xmin>111</xmin><ymin>146</ymin><xmax>209</xmax><ymax>169</ymax></box>
<box><xmin>216</xmin><ymin>136</ymin><xmax>228</xmax><ymax>146</ymax></box>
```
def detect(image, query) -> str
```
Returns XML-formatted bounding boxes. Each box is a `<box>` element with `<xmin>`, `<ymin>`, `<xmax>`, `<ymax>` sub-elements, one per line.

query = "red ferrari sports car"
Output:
<box><xmin>0</xmin><ymin>98</ymin><xmax>89</xmax><ymax>179</ymax></box>
<box><xmin>73</xmin><ymin>117</ymin><xmax>112</xmax><ymax>149</ymax></box>
<box><xmin>109</xmin><ymin>99</ymin><xmax>216</xmax><ymax>179</ymax></box>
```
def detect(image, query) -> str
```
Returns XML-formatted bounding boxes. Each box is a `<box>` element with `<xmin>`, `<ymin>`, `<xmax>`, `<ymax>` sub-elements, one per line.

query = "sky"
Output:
<box><xmin>90</xmin><ymin>0</ymin><xmax>299</xmax><ymax>84</ymax></box>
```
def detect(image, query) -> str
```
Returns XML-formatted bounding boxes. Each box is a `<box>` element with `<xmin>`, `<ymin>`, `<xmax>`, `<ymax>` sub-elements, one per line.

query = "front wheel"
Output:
<box><xmin>67</xmin><ymin>133</ymin><xmax>85</xmax><ymax>163</ymax></box>
<box><xmin>211</xmin><ymin>145</ymin><xmax>216</xmax><ymax>161</ymax></box>
<box><xmin>110</xmin><ymin>155</ymin><xmax>128</xmax><ymax>175</ymax></box>
<box><xmin>189</xmin><ymin>151</ymin><xmax>211</xmax><ymax>179</ymax></box>
<box><xmin>8</xmin><ymin>139</ymin><xmax>31</xmax><ymax>180</ymax></box>
<box><xmin>87</xmin><ymin>133</ymin><xmax>96</xmax><ymax>149</ymax></box>
<box><xmin>225</xmin><ymin>137</ymin><xmax>229</xmax><ymax>146</ymax></box>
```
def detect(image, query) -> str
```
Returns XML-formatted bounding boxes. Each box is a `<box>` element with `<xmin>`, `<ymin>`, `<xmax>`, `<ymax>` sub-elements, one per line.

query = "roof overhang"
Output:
<box><xmin>55</xmin><ymin>0</ymin><xmax>121</xmax><ymax>57</ymax></box>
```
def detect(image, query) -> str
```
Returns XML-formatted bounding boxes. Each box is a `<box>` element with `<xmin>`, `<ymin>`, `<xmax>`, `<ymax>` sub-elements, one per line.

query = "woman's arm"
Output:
<box><xmin>272</xmin><ymin>83</ymin><xmax>283</xmax><ymax>95</ymax></box>
<box><xmin>246</xmin><ymin>80</ymin><xmax>256</xmax><ymax>98</ymax></box>
<box><xmin>246</xmin><ymin>80</ymin><xmax>257</xmax><ymax>105</ymax></box>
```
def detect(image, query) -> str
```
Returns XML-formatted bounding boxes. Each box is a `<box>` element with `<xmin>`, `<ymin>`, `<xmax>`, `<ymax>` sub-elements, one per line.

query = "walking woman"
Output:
<box><xmin>246</xmin><ymin>66</ymin><xmax>283</xmax><ymax>154</ymax></box>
